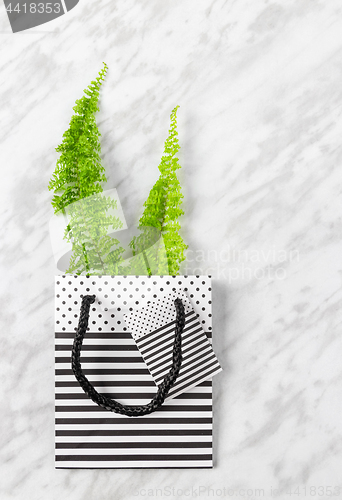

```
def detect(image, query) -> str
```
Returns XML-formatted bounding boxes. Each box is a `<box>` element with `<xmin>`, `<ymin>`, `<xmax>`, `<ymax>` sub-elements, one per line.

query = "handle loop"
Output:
<box><xmin>71</xmin><ymin>295</ymin><xmax>185</xmax><ymax>417</ymax></box>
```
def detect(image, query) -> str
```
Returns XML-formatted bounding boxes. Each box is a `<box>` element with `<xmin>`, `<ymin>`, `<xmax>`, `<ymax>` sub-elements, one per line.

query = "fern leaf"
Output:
<box><xmin>48</xmin><ymin>62</ymin><xmax>108</xmax><ymax>214</ymax></box>
<box><xmin>131</xmin><ymin>106</ymin><xmax>187</xmax><ymax>275</ymax></box>
<box><xmin>49</xmin><ymin>63</ymin><xmax>125</xmax><ymax>276</ymax></box>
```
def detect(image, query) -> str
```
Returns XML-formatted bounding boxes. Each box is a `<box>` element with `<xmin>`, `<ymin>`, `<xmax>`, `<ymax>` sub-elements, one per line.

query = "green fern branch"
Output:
<box><xmin>48</xmin><ymin>62</ymin><xmax>108</xmax><ymax>213</ymax></box>
<box><xmin>49</xmin><ymin>63</ymin><xmax>124</xmax><ymax>275</ymax></box>
<box><xmin>65</xmin><ymin>193</ymin><xmax>124</xmax><ymax>275</ymax></box>
<box><xmin>130</xmin><ymin>106</ymin><xmax>187</xmax><ymax>275</ymax></box>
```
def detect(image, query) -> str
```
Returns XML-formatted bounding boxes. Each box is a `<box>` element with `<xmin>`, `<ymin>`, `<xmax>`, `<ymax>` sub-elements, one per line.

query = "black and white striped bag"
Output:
<box><xmin>55</xmin><ymin>275</ymin><xmax>221</xmax><ymax>469</ymax></box>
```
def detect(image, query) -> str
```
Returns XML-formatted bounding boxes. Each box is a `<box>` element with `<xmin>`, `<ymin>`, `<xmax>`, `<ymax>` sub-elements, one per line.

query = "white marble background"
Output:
<box><xmin>1</xmin><ymin>1</ymin><xmax>342</xmax><ymax>499</ymax></box>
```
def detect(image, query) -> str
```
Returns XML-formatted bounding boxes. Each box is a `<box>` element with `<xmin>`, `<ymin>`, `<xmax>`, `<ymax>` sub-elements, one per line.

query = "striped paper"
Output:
<box><xmin>125</xmin><ymin>289</ymin><xmax>222</xmax><ymax>401</ymax></box>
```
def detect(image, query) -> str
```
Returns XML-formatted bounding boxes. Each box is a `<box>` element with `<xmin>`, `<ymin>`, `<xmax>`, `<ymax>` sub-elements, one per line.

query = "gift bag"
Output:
<box><xmin>55</xmin><ymin>275</ymin><xmax>221</xmax><ymax>468</ymax></box>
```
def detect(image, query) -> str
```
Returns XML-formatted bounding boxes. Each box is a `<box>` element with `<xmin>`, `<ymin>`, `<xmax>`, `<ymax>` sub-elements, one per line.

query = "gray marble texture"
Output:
<box><xmin>1</xmin><ymin>0</ymin><xmax>342</xmax><ymax>499</ymax></box>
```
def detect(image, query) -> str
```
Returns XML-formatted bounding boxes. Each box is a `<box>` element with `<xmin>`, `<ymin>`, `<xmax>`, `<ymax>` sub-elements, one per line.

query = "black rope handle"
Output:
<box><xmin>71</xmin><ymin>295</ymin><xmax>185</xmax><ymax>417</ymax></box>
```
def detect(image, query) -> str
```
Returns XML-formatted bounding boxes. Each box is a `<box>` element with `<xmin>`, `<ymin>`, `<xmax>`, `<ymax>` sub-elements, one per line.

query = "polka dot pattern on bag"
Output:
<box><xmin>55</xmin><ymin>276</ymin><xmax>212</xmax><ymax>333</ymax></box>
<box><xmin>124</xmin><ymin>289</ymin><xmax>193</xmax><ymax>339</ymax></box>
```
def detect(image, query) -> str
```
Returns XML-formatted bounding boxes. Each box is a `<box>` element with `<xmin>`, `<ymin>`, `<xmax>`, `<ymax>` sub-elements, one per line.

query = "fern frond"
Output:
<box><xmin>131</xmin><ymin>106</ymin><xmax>187</xmax><ymax>275</ymax></box>
<box><xmin>49</xmin><ymin>63</ymin><xmax>125</xmax><ymax>276</ymax></box>
<box><xmin>48</xmin><ymin>62</ymin><xmax>108</xmax><ymax>214</ymax></box>
<box><xmin>64</xmin><ymin>193</ymin><xmax>125</xmax><ymax>275</ymax></box>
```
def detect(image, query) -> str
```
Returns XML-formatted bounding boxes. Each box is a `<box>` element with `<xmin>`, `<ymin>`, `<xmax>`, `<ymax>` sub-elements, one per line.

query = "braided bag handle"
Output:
<box><xmin>71</xmin><ymin>295</ymin><xmax>185</xmax><ymax>417</ymax></box>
